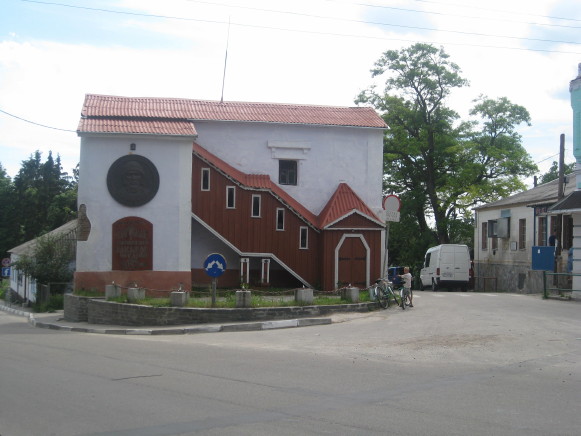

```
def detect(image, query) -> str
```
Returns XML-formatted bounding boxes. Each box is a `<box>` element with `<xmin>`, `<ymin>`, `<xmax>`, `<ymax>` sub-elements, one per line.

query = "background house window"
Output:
<box><xmin>251</xmin><ymin>195</ymin><xmax>261</xmax><ymax>217</ymax></box>
<box><xmin>519</xmin><ymin>219</ymin><xmax>526</xmax><ymax>250</ymax></box>
<box><xmin>201</xmin><ymin>168</ymin><xmax>210</xmax><ymax>191</ymax></box>
<box><xmin>481</xmin><ymin>222</ymin><xmax>488</xmax><ymax>250</ymax></box>
<box><xmin>538</xmin><ymin>216</ymin><xmax>547</xmax><ymax>246</ymax></box>
<box><xmin>279</xmin><ymin>160</ymin><xmax>297</xmax><ymax>185</ymax></box>
<box><xmin>491</xmin><ymin>235</ymin><xmax>498</xmax><ymax>251</ymax></box>
<box><xmin>226</xmin><ymin>186</ymin><xmax>235</xmax><ymax>209</ymax></box>
<box><xmin>276</xmin><ymin>208</ymin><xmax>285</xmax><ymax>230</ymax></box>
<box><xmin>299</xmin><ymin>226</ymin><xmax>308</xmax><ymax>249</ymax></box>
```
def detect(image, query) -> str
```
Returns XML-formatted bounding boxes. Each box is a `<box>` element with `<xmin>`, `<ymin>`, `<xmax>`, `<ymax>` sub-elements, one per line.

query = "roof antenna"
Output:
<box><xmin>220</xmin><ymin>16</ymin><xmax>231</xmax><ymax>104</ymax></box>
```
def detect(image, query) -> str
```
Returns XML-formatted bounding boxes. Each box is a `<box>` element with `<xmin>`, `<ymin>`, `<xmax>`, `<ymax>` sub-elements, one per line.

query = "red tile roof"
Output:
<box><xmin>78</xmin><ymin>118</ymin><xmax>197</xmax><ymax>136</ymax></box>
<box><xmin>78</xmin><ymin>94</ymin><xmax>387</xmax><ymax>134</ymax></box>
<box><xmin>193</xmin><ymin>144</ymin><xmax>382</xmax><ymax>230</ymax></box>
<box><xmin>318</xmin><ymin>183</ymin><xmax>383</xmax><ymax>228</ymax></box>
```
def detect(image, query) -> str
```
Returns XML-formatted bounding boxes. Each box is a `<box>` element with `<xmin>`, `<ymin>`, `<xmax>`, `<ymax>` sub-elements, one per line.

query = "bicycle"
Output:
<box><xmin>370</xmin><ymin>278</ymin><xmax>399</xmax><ymax>309</ymax></box>
<box><xmin>399</xmin><ymin>286</ymin><xmax>412</xmax><ymax>310</ymax></box>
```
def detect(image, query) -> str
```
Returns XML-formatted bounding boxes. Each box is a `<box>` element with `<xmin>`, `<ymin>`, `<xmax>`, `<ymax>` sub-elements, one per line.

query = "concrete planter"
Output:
<box><xmin>127</xmin><ymin>287</ymin><xmax>145</xmax><ymax>303</ymax></box>
<box><xmin>170</xmin><ymin>291</ymin><xmax>189</xmax><ymax>307</ymax></box>
<box><xmin>295</xmin><ymin>288</ymin><xmax>314</xmax><ymax>304</ymax></box>
<box><xmin>105</xmin><ymin>284</ymin><xmax>121</xmax><ymax>299</ymax></box>
<box><xmin>236</xmin><ymin>290</ymin><xmax>252</xmax><ymax>308</ymax></box>
<box><xmin>341</xmin><ymin>287</ymin><xmax>360</xmax><ymax>303</ymax></box>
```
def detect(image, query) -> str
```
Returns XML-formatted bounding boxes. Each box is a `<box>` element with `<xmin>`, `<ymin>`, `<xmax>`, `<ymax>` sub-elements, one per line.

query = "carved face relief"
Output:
<box><xmin>107</xmin><ymin>155</ymin><xmax>159</xmax><ymax>207</ymax></box>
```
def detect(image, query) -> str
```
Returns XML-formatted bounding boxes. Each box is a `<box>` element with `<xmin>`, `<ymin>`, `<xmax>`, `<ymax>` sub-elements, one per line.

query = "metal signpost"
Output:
<box><xmin>203</xmin><ymin>253</ymin><xmax>227</xmax><ymax>306</ymax></box>
<box><xmin>382</xmin><ymin>195</ymin><xmax>401</xmax><ymax>277</ymax></box>
<box><xmin>1</xmin><ymin>258</ymin><xmax>10</xmax><ymax>278</ymax></box>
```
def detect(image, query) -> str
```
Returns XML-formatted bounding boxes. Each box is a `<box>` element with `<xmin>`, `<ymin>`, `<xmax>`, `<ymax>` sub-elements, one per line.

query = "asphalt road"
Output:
<box><xmin>1</xmin><ymin>292</ymin><xmax>579</xmax><ymax>436</ymax></box>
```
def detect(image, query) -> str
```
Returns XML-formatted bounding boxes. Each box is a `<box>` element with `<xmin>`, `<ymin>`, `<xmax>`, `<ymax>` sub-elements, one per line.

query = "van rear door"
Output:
<box><xmin>439</xmin><ymin>246</ymin><xmax>455</xmax><ymax>280</ymax></box>
<box><xmin>453</xmin><ymin>246</ymin><xmax>470</xmax><ymax>282</ymax></box>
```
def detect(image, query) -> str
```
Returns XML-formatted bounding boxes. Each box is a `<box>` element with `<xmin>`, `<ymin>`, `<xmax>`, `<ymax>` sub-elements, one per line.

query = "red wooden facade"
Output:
<box><xmin>191</xmin><ymin>144</ymin><xmax>384</xmax><ymax>291</ymax></box>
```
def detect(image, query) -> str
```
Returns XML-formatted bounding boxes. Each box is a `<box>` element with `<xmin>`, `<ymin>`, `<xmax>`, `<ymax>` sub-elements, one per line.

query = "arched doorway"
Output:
<box><xmin>336</xmin><ymin>234</ymin><xmax>369</xmax><ymax>288</ymax></box>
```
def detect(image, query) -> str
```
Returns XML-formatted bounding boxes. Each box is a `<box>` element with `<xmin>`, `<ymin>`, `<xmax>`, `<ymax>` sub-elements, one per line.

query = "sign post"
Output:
<box><xmin>1</xmin><ymin>258</ymin><xmax>11</xmax><ymax>279</ymax></box>
<box><xmin>203</xmin><ymin>253</ymin><xmax>227</xmax><ymax>307</ymax></box>
<box><xmin>382</xmin><ymin>195</ymin><xmax>402</xmax><ymax>278</ymax></box>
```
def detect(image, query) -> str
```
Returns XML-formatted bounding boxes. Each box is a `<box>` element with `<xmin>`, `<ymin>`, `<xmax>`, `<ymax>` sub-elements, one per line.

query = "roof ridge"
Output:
<box><xmin>83</xmin><ymin>93</ymin><xmax>376</xmax><ymax>110</ymax></box>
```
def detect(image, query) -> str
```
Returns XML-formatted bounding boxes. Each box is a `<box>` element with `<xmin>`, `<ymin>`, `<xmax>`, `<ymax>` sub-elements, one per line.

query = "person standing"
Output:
<box><xmin>400</xmin><ymin>266</ymin><xmax>413</xmax><ymax>307</ymax></box>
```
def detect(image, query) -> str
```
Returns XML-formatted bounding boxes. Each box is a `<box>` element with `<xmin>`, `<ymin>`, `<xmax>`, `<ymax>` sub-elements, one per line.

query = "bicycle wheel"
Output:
<box><xmin>400</xmin><ymin>288</ymin><xmax>406</xmax><ymax>310</ymax></box>
<box><xmin>385</xmin><ymin>285</ymin><xmax>394</xmax><ymax>307</ymax></box>
<box><xmin>377</xmin><ymin>287</ymin><xmax>388</xmax><ymax>309</ymax></box>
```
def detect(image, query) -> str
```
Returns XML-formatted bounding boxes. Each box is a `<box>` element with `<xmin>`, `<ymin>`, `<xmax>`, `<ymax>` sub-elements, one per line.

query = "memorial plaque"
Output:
<box><xmin>107</xmin><ymin>155</ymin><xmax>160</xmax><ymax>207</ymax></box>
<box><xmin>112</xmin><ymin>217</ymin><xmax>153</xmax><ymax>271</ymax></box>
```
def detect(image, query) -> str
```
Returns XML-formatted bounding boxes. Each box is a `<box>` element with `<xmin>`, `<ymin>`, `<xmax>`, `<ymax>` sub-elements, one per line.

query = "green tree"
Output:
<box><xmin>539</xmin><ymin>160</ymin><xmax>576</xmax><ymax>184</ymax></box>
<box><xmin>0</xmin><ymin>163</ymin><xmax>20</xmax><ymax>257</ymax></box>
<box><xmin>12</xmin><ymin>151</ymin><xmax>77</xmax><ymax>242</ymax></box>
<box><xmin>358</xmin><ymin>43</ymin><xmax>537</xmax><ymax>253</ymax></box>
<box><xmin>12</xmin><ymin>232</ymin><xmax>75</xmax><ymax>285</ymax></box>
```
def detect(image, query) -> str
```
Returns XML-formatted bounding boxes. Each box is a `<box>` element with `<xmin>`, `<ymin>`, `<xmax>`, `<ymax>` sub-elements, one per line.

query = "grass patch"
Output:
<box><xmin>33</xmin><ymin>294</ymin><xmax>64</xmax><ymax>313</ymax></box>
<box><xmin>74</xmin><ymin>288</ymin><xmax>104</xmax><ymax>297</ymax></box>
<box><xmin>100</xmin><ymin>290</ymin><xmax>369</xmax><ymax>308</ymax></box>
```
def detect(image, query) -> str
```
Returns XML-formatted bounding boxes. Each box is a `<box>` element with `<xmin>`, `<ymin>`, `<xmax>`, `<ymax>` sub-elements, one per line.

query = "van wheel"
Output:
<box><xmin>431</xmin><ymin>280</ymin><xmax>438</xmax><ymax>292</ymax></box>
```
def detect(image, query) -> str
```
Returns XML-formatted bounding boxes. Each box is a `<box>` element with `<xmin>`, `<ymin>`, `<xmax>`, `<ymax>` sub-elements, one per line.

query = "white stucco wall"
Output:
<box><xmin>76</xmin><ymin>135</ymin><xmax>193</xmax><ymax>272</ymax></box>
<box><xmin>193</xmin><ymin>121</ymin><xmax>385</xmax><ymax>216</ymax></box>
<box><xmin>474</xmin><ymin>205</ymin><xmax>534</xmax><ymax>266</ymax></box>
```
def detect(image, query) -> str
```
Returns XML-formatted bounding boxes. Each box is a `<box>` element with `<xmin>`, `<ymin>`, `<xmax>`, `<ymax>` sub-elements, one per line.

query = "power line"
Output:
<box><xmin>19</xmin><ymin>0</ymin><xmax>581</xmax><ymax>54</ymax></box>
<box><xmin>192</xmin><ymin>0</ymin><xmax>581</xmax><ymax>31</ymax></box>
<box><xmin>0</xmin><ymin>108</ymin><xmax>76</xmax><ymax>133</ymax></box>
<box><xmin>408</xmin><ymin>0</ymin><xmax>581</xmax><ymax>24</ymax></box>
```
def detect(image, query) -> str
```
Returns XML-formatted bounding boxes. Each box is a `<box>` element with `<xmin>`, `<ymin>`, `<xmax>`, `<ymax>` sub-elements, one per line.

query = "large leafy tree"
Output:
<box><xmin>358</xmin><ymin>43</ymin><xmax>537</xmax><ymax>250</ymax></box>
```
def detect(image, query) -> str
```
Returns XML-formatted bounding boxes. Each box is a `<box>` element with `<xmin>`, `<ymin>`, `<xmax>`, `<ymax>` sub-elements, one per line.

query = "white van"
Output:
<box><xmin>420</xmin><ymin>244</ymin><xmax>471</xmax><ymax>291</ymax></box>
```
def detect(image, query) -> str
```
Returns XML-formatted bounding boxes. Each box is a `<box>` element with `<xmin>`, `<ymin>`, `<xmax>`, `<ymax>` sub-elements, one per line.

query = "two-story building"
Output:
<box><xmin>75</xmin><ymin>94</ymin><xmax>387</xmax><ymax>293</ymax></box>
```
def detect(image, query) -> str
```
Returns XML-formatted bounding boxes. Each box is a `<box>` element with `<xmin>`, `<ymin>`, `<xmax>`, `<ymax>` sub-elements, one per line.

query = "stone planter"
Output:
<box><xmin>105</xmin><ymin>284</ymin><xmax>121</xmax><ymax>299</ymax></box>
<box><xmin>127</xmin><ymin>287</ymin><xmax>145</xmax><ymax>303</ymax></box>
<box><xmin>170</xmin><ymin>291</ymin><xmax>189</xmax><ymax>307</ymax></box>
<box><xmin>295</xmin><ymin>288</ymin><xmax>314</xmax><ymax>304</ymax></box>
<box><xmin>341</xmin><ymin>287</ymin><xmax>360</xmax><ymax>303</ymax></box>
<box><xmin>236</xmin><ymin>290</ymin><xmax>252</xmax><ymax>308</ymax></box>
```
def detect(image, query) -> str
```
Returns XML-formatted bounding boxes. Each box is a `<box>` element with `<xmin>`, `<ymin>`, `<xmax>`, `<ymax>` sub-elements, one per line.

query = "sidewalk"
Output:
<box><xmin>0</xmin><ymin>303</ymin><xmax>370</xmax><ymax>335</ymax></box>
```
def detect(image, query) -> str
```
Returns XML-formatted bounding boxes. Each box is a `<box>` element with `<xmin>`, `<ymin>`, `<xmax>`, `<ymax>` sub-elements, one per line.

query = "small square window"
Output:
<box><xmin>279</xmin><ymin>160</ymin><xmax>297</xmax><ymax>186</ymax></box>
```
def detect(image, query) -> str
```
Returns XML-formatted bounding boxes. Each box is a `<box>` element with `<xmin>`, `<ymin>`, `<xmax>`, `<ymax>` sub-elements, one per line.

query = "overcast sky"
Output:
<box><xmin>1</xmin><ymin>0</ymin><xmax>580</xmax><ymax>187</ymax></box>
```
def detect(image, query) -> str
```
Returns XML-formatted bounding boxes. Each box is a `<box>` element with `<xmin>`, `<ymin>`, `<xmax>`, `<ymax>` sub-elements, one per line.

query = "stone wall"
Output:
<box><xmin>64</xmin><ymin>294</ymin><xmax>105</xmax><ymax>322</ymax></box>
<box><xmin>474</xmin><ymin>262</ymin><xmax>546</xmax><ymax>293</ymax></box>
<box><xmin>64</xmin><ymin>295</ymin><xmax>376</xmax><ymax>326</ymax></box>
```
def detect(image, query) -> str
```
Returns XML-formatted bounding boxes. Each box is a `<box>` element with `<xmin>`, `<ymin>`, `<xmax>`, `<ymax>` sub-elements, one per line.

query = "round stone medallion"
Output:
<box><xmin>106</xmin><ymin>155</ymin><xmax>160</xmax><ymax>207</ymax></box>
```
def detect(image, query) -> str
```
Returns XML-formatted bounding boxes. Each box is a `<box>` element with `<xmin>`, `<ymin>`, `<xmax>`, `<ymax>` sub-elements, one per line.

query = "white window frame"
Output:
<box><xmin>201</xmin><ymin>168</ymin><xmax>210</xmax><ymax>191</ymax></box>
<box><xmin>251</xmin><ymin>194</ymin><xmax>261</xmax><ymax>218</ymax></box>
<box><xmin>276</xmin><ymin>208</ymin><xmax>285</xmax><ymax>231</ymax></box>
<box><xmin>226</xmin><ymin>186</ymin><xmax>236</xmax><ymax>209</ymax></box>
<box><xmin>299</xmin><ymin>226</ymin><xmax>308</xmax><ymax>249</ymax></box>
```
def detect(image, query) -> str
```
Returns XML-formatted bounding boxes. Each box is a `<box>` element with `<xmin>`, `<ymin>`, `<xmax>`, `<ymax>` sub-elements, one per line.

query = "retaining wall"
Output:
<box><xmin>64</xmin><ymin>294</ymin><xmax>375</xmax><ymax>326</ymax></box>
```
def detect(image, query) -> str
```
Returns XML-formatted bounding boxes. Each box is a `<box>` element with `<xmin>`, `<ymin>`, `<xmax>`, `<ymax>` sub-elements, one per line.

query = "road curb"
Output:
<box><xmin>1</xmin><ymin>304</ymin><xmax>333</xmax><ymax>335</ymax></box>
<box><xmin>31</xmin><ymin>317</ymin><xmax>332</xmax><ymax>335</ymax></box>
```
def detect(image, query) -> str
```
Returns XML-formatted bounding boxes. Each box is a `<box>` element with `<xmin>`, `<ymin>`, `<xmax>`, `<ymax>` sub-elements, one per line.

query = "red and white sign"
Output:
<box><xmin>382</xmin><ymin>194</ymin><xmax>401</xmax><ymax>222</ymax></box>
